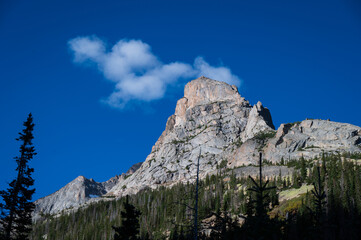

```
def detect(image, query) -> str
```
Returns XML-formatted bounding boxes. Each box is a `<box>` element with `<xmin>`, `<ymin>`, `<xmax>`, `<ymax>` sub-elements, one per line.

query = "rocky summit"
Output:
<box><xmin>33</xmin><ymin>76</ymin><xmax>361</xmax><ymax>219</ymax></box>
<box><xmin>33</xmin><ymin>163</ymin><xmax>141</xmax><ymax>220</ymax></box>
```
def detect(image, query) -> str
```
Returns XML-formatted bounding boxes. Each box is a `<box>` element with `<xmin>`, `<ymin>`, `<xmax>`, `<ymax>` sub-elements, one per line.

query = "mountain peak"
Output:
<box><xmin>172</xmin><ymin>77</ymin><xmax>249</xmax><ymax>127</ymax></box>
<box><xmin>75</xmin><ymin>175</ymin><xmax>86</xmax><ymax>182</ymax></box>
<box><xmin>183</xmin><ymin>76</ymin><xmax>245</xmax><ymax>108</ymax></box>
<box><xmin>33</xmin><ymin>77</ymin><xmax>361</xmax><ymax>219</ymax></box>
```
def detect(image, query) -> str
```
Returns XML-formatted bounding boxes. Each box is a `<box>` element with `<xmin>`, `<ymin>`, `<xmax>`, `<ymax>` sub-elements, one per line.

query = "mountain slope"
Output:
<box><xmin>33</xmin><ymin>162</ymin><xmax>142</xmax><ymax>220</ymax></box>
<box><xmin>33</xmin><ymin>76</ymin><xmax>361</xmax><ymax>219</ymax></box>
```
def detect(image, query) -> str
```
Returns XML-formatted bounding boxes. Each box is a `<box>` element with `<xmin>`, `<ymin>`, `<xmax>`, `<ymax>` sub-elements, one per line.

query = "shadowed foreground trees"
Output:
<box><xmin>239</xmin><ymin>152</ymin><xmax>281</xmax><ymax>240</ymax></box>
<box><xmin>112</xmin><ymin>195</ymin><xmax>141</xmax><ymax>240</ymax></box>
<box><xmin>0</xmin><ymin>113</ymin><xmax>36</xmax><ymax>240</ymax></box>
<box><xmin>282</xmin><ymin>154</ymin><xmax>361</xmax><ymax>240</ymax></box>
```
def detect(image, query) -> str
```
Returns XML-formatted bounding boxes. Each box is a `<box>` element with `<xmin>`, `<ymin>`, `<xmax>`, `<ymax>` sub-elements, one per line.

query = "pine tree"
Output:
<box><xmin>280</xmin><ymin>157</ymin><xmax>285</xmax><ymax>166</ymax></box>
<box><xmin>112</xmin><ymin>196</ymin><xmax>141</xmax><ymax>240</ymax></box>
<box><xmin>292</xmin><ymin>171</ymin><xmax>300</xmax><ymax>189</ymax></box>
<box><xmin>300</xmin><ymin>156</ymin><xmax>307</xmax><ymax>183</ymax></box>
<box><xmin>241</xmin><ymin>152</ymin><xmax>281</xmax><ymax>239</ymax></box>
<box><xmin>0</xmin><ymin>113</ymin><xmax>36</xmax><ymax>240</ymax></box>
<box><xmin>312</xmin><ymin>166</ymin><xmax>326</xmax><ymax>216</ymax></box>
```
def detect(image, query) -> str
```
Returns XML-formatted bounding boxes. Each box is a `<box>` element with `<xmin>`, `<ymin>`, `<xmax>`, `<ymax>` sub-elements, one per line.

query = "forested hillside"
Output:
<box><xmin>30</xmin><ymin>153</ymin><xmax>361</xmax><ymax>240</ymax></box>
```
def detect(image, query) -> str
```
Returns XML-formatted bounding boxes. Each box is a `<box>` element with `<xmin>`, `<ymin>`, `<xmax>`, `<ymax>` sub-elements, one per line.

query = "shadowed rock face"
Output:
<box><xmin>33</xmin><ymin>76</ymin><xmax>361</xmax><ymax>219</ymax></box>
<box><xmin>125</xmin><ymin>162</ymin><xmax>143</xmax><ymax>175</ymax></box>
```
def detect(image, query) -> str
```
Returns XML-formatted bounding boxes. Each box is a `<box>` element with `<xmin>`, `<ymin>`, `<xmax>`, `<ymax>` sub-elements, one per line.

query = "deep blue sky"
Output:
<box><xmin>1</xmin><ymin>0</ymin><xmax>360</xmax><ymax>201</ymax></box>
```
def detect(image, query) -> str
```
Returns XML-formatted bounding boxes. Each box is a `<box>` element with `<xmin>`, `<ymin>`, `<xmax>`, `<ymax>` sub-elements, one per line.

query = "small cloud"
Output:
<box><xmin>194</xmin><ymin>57</ymin><xmax>241</xmax><ymax>86</ymax></box>
<box><xmin>68</xmin><ymin>36</ymin><xmax>242</xmax><ymax>109</ymax></box>
<box><xmin>69</xmin><ymin>36</ymin><xmax>105</xmax><ymax>63</ymax></box>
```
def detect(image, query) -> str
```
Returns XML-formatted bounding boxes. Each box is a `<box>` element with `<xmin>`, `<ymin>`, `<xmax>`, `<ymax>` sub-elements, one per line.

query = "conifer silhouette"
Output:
<box><xmin>0</xmin><ymin>113</ymin><xmax>36</xmax><ymax>240</ymax></box>
<box><xmin>112</xmin><ymin>195</ymin><xmax>141</xmax><ymax>240</ymax></box>
<box><xmin>241</xmin><ymin>152</ymin><xmax>280</xmax><ymax>240</ymax></box>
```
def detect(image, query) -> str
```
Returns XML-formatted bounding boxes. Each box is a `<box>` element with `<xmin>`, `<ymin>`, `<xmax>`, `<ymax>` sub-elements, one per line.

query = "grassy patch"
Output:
<box><xmin>279</xmin><ymin>184</ymin><xmax>313</xmax><ymax>202</ymax></box>
<box><xmin>271</xmin><ymin>195</ymin><xmax>305</xmax><ymax>219</ymax></box>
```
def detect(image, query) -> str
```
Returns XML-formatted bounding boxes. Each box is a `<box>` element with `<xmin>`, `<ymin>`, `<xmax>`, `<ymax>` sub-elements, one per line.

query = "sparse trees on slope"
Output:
<box><xmin>0</xmin><ymin>113</ymin><xmax>36</xmax><ymax>240</ymax></box>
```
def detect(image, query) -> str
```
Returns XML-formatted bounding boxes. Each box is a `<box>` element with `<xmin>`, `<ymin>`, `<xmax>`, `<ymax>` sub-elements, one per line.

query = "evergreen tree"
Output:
<box><xmin>240</xmin><ymin>152</ymin><xmax>281</xmax><ymax>239</ymax></box>
<box><xmin>292</xmin><ymin>171</ymin><xmax>301</xmax><ymax>189</ymax></box>
<box><xmin>280</xmin><ymin>157</ymin><xmax>285</xmax><ymax>166</ymax></box>
<box><xmin>311</xmin><ymin>166</ymin><xmax>326</xmax><ymax>233</ymax></box>
<box><xmin>300</xmin><ymin>156</ymin><xmax>307</xmax><ymax>183</ymax></box>
<box><xmin>112</xmin><ymin>196</ymin><xmax>141</xmax><ymax>240</ymax></box>
<box><xmin>0</xmin><ymin>113</ymin><xmax>36</xmax><ymax>240</ymax></box>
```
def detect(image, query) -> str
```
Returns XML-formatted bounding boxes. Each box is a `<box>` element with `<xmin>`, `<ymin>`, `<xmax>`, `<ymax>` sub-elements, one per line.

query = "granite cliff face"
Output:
<box><xmin>33</xmin><ymin>76</ymin><xmax>361</xmax><ymax>219</ymax></box>
<box><xmin>263</xmin><ymin>120</ymin><xmax>361</xmax><ymax>162</ymax></box>
<box><xmin>108</xmin><ymin>77</ymin><xmax>275</xmax><ymax>196</ymax></box>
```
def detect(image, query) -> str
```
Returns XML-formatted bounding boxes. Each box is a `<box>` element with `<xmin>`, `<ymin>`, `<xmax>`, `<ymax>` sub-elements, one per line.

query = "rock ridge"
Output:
<box><xmin>33</xmin><ymin>76</ymin><xmax>361</xmax><ymax>219</ymax></box>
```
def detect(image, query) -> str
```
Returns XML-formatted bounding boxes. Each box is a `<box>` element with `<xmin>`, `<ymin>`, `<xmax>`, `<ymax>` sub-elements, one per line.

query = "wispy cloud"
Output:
<box><xmin>68</xmin><ymin>36</ymin><xmax>241</xmax><ymax>108</ymax></box>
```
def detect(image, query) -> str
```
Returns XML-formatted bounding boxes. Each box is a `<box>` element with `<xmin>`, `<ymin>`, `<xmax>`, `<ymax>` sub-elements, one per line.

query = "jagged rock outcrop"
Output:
<box><xmin>242</xmin><ymin>101</ymin><xmax>275</xmax><ymax>140</ymax></box>
<box><xmin>125</xmin><ymin>162</ymin><xmax>143</xmax><ymax>175</ymax></box>
<box><xmin>263</xmin><ymin>119</ymin><xmax>361</xmax><ymax>162</ymax></box>
<box><xmin>109</xmin><ymin>77</ymin><xmax>276</xmax><ymax>196</ymax></box>
<box><xmin>33</xmin><ymin>76</ymin><xmax>361</xmax><ymax>219</ymax></box>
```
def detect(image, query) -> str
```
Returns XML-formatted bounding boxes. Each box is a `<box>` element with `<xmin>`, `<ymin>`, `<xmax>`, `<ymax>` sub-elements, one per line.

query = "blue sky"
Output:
<box><xmin>1</xmin><ymin>0</ymin><xmax>360</xmax><ymax>201</ymax></box>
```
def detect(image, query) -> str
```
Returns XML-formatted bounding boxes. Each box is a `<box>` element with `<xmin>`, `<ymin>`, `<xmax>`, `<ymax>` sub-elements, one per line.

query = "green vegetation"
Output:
<box><xmin>0</xmin><ymin>114</ymin><xmax>36</xmax><ymax>240</ymax></box>
<box><xmin>278</xmin><ymin>184</ymin><xmax>313</xmax><ymax>202</ymax></box>
<box><xmin>124</xmin><ymin>174</ymin><xmax>132</xmax><ymax>180</ymax></box>
<box><xmin>341</xmin><ymin>151</ymin><xmax>361</xmax><ymax>159</ymax></box>
<box><xmin>171</xmin><ymin>139</ymin><xmax>186</xmax><ymax>144</ymax></box>
<box><xmin>289</xmin><ymin>121</ymin><xmax>301</xmax><ymax>127</ymax></box>
<box><xmin>253</xmin><ymin>131</ymin><xmax>276</xmax><ymax>141</ymax></box>
<box><xmin>148</xmin><ymin>158</ymin><xmax>156</xmax><ymax>166</ymax></box>
<box><xmin>112</xmin><ymin>196</ymin><xmax>141</xmax><ymax>240</ymax></box>
<box><xmin>304</xmin><ymin>145</ymin><xmax>320</xmax><ymax>149</ymax></box>
<box><xmin>30</xmin><ymin>153</ymin><xmax>361</xmax><ymax>239</ymax></box>
<box><xmin>233</xmin><ymin>138</ymin><xmax>243</xmax><ymax>147</ymax></box>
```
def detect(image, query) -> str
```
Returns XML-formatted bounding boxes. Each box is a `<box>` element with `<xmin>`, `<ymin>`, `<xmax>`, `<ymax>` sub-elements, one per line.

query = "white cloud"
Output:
<box><xmin>194</xmin><ymin>57</ymin><xmax>241</xmax><ymax>86</ymax></box>
<box><xmin>69</xmin><ymin>36</ymin><xmax>105</xmax><ymax>63</ymax></box>
<box><xmin>68</xmin><ymin>36</ymin><xmax>241</xmax><ymax>109</ymax></box>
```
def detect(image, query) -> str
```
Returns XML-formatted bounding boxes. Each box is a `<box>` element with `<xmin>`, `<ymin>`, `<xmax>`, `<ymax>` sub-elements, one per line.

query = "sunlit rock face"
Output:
<box><xmin>263</xmin><ymin>119</ymin><xmax>361</xmax><ymax>162</ymax></box>
<box><xmin>34</xmin><ymin>76</ymin><xmax>361</xmax><ymax>219</ymax></box>
<box><xmin>109</xmin><ymin>76</ymin><xmax>276</xmax><ymax>196</ymax></box>
<box><xmin>33</xmin><ymin>163</ymin><xmax>142</xmax><ymax>221</ymax></box>
<box><xmin>33</xmin><ymin>175</ymin><xmax>120</xmax><ymax>220</ymax></box>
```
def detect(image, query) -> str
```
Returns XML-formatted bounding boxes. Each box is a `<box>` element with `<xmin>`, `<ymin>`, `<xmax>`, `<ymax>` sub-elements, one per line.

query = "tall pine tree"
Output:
<box><xmin>241</xmin><ymin>152</ymin><xmax>281</xmax><ymax>240</ymax></box>
<box><xmin>112</xmin><ymin>195</ymin><xmax>141</xmax><ymax>240</ymax></box>
<box><xmin>0</xmin><ymin>113</ymin><xmax>36</xmax><ymax>240</ymax></box>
